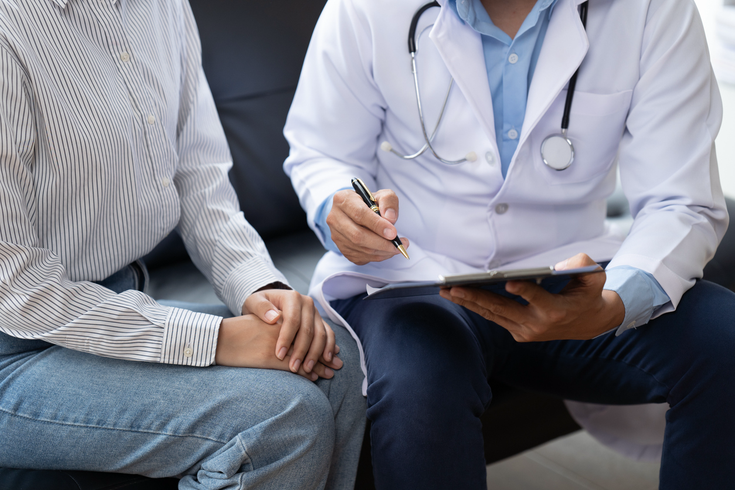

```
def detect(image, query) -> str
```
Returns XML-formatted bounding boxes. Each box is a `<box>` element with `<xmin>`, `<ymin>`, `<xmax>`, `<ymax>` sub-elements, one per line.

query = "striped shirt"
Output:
<box><xmin>0</xmin><ymin>0</ymin><xmax>287</xmax><ymax>366</ymax></box>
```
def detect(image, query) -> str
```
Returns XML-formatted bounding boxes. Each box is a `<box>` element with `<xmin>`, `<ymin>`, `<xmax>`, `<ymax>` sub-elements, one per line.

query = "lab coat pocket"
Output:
<box><xmin>533</xmin><ymin>89</ymin><xmax>633</xmax><ymax>185</ymax></box>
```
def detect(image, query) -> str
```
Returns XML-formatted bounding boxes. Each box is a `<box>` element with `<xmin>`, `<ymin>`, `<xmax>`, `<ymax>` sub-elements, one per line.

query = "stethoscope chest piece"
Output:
<box><xmin>541</xmin><ymin>133</ymin><xmax>574</xmax><ymax>171</ymax></box>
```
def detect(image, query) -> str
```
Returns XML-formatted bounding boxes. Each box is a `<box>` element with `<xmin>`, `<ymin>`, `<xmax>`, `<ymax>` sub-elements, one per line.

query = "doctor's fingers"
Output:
<box><xmin>504</xmin><ymin>280</ymin><xmax>561</xmax><ymax>311</ymax></box>
<box><xmin>332</xmin><ymin>233</ymin><xmax>405</xmax><ymax>265</ymax></box>
<box><xmin>330</xmin><ymin>191</ymin><xmax>399</xmax><ymax>241</ymax></box>
<box><xmin>329</xmin><ymin>218</ymin><xmax>404</xmax><ymax>264</ymax></box>
<box><xmin>439</xmin><ymin>286</ymin><xmax>526</xmax><ymax>321</ymax></box>
<box><xmin>439</xmin><ymin>288</ymin><xmax>533</xmax><ymax>340</ymax></box>
<box><xmin>439</xmin><ymin>286</ymin><xmax>585</xmax><ymax>342</ymax></box>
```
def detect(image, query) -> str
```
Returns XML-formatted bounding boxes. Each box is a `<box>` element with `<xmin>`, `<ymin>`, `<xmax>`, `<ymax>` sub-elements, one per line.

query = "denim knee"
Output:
<box><xmin>320</xmin><ymin>321</ymin><xmax>365</xmax><ymax>403</ymax></box>
<box><xmin>289</xmin><ymin>382</ymin><xmax>337</xmax><ymax>454</ymax></box>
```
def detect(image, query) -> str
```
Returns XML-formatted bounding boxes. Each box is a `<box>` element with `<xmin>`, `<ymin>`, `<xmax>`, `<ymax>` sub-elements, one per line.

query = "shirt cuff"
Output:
<box><xmin>221</xmin><ymin>257</ymin><xmax>290</xmax><ymax>316</ymax></box>
<box><xmin>160</xmin><ymin>307</ymin><xmax>221</xmax><ymax>366</ymax></box>
<box><xmin>314</xmin><ymin>191</ymin><xmax>344</xmax><ymax>254</ymax></box>
<box><xmin>604</xmin><ymin>266</ymin><xmax>671</xmax><ymax>336</ymax></box>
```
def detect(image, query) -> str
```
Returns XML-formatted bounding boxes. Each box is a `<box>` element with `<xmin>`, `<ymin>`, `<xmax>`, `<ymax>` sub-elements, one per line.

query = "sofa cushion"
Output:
<box><xmin>189</xmin><ymin>0</ymin><xmax>328</xmax><ymax>240</ymax></box>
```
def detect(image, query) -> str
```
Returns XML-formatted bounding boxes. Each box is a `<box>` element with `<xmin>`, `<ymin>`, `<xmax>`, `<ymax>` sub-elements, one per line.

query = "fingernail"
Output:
<box><xmin>554</xmin><ymin>259</ymin><xmax>568</xmax><ymax>271</ymax></box>
<box><xmin>292</xmin><ymin>359</ymin><xmax>301</xmax><ymax>372</ymax></box>
<box><xmin>452</xmin><ymin>289</ymin><xmax>465</xmax><ymax>299</ymax></box>
<box><xmin>384</xmin><ymin>208</ymin><xmax>396</xmax><ymax>221</ymax></box>
<box><xmin>306</xmin><ymin>359</ymin><xmax>315</xmax><ymax>372</ymax></box>
<box><xmin>265</xmin><ymin>309</ymin><xmax>279</xmax><ymax>322</ymax></box>
<box><xmin>383</xmin><ymin>228</ymin><xmax>394</xmax><ymax>239</ymax></box>
<box><xmin>311</xmin><ymin>373</ymin><xmax>318</xmax><ymax>381</ymax></box>
<box><xmin>324</xmin><ymin>368</ymin><xmax>334</xmax><ymax>378</ymax></box>
<box><xmin>326</xmin><ymin>351</ymin><xmax>333</xmax><ymax>362</ymax></box>
<box><xmin>278</xmin><ymin>347</ymin><xmax>287</xmax><ymax>360</ymax></box>
<box><xmin>334</xmin><ymin>357</ymin><xmax>343</xmax><ymax>368</ymax></box>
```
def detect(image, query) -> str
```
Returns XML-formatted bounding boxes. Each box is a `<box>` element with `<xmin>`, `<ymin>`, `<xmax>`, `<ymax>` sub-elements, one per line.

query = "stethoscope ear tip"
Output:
<box><xmin>380</xmin><ymin>141</ymin><xmax>393</xmax><ymax>152</ymax></box>
<box><xmin>465</xmin><ymin>151</ymin><xmax>477</xmax><ymax>162</ymax></box>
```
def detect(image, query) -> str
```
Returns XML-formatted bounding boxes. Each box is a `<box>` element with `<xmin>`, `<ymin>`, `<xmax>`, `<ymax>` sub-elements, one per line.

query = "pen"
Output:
<box><xmin>351</xmin><ymin>177</ymin><xmax>409</xmax><ymax>259</ymax></box>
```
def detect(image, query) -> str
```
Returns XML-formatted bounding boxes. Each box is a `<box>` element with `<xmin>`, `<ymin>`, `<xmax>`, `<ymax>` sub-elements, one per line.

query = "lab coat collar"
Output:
<box><xmin>430</xmin><ymin>0</ymin><xmax>498</xmax><ymax>153</ymax></box>
<box><xmin>519</xmin><ymin>0</ymin><xmax>589</xmax><ymax>152</ymax></box>
<box><xmin>429</xmin><ymin>0</ymin><xmax>588</xmax><ymax>157</ymax></box>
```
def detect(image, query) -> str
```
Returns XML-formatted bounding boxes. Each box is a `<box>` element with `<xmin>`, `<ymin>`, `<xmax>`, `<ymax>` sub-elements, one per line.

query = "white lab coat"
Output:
<box><xmin>284</xmin><ymin>0</ymin><xmax>727</xmax><ymax>459</ymax></box>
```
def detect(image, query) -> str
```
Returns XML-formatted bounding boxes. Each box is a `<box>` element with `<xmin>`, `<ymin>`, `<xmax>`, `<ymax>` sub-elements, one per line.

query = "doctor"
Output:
<box><xmin>284</xmin><ymin>0</ymin><xmax>735</xmax><ymax>487</ymax></box>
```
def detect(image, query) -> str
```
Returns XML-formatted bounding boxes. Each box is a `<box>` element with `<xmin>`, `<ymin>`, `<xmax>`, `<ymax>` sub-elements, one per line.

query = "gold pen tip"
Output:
<box><xmin>397</xmin><ymin>245</ymin><xmax>409</xmax><ymax>259</ymax></box>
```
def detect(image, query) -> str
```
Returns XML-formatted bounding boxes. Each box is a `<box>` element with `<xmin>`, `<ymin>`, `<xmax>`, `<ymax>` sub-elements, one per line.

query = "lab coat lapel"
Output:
<box><xmin>430</xmin><ymin>0</ymin><xmax>498</xmax><ymax>152</ymax></box>
<box><xmin>522</xmin><ymin>0</ymin><xmax>589</xmax><ymax>144</ymax></box>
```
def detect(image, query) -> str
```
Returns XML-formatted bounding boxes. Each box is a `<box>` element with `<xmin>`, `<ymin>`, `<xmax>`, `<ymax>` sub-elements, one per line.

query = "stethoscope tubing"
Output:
<box><xmin>384</xmin><ymin>0</ymin><xmax>474</xmax><ymax>165</ymax></box>
<box><xmin>408</xmin><ymin>1</ymin><xmax>439</xmax><ymax>54</ymax></box>
<box><xmin>387</xmin><ymin>0</ymin><xmax>588</xmax><ymax>169</ymax></box>
<box><xmin>561</xmin><ymin>0</ymin><xmax>587</xmax><ymax>132</ymax></box>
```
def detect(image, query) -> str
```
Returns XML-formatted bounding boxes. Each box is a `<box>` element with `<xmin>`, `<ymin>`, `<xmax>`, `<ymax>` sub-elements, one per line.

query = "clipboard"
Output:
<box><xmin>364</xmin><ymin>264</ymin><xmax>603</xmax><ymax>300</ymax></box>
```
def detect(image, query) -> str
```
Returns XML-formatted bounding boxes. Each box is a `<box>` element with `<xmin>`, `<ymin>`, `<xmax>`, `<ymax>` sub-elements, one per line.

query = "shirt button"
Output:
<box><xmin>495</xmin><ymin>203</ymin><xmax>509</xmax><ymax>214</ymax></box>
<box><xmin>147</xmin><ymin>114</ymin><xmax>155</xmax><ymax>125</ymax></box>
<box><xmin>485</xmin><ymin>152</ymin><xmax>495</xmax><ymax>165</ymax></box>
<box><xmin>508</xmin><ymin>53</ymin><xmax>519</xmax><ymax>64</ymax></box>
<box><xmin>120</xmin><ymin>52</ymin><xmax>130</xmax><ymax>62</ymax></box>
<box><xmin>184</xmin><ymin>347</ymin><xmax>193</xmax><ymax>358</ymax></box>
<box><xmin>161</xmin><ymin>177</ymin><xmax>170</xmax><ymax>188</ymax></box>
<box><xmin>508</xmin><ymin>129</ymin><xmax>518</xmax><ymax>140</ymax></box>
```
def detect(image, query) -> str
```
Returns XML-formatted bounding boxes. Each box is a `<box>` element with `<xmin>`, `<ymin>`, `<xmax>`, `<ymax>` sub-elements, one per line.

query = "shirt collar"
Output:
<box><xmin>449</xmin><ymin>0</ymin><xmax>557</xmax><ymax>37</ymax></box>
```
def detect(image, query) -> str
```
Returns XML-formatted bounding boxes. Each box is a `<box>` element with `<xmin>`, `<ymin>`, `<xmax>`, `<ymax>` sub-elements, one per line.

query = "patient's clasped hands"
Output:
<box><xmin>215</xmin><ymin>289</ymin><xmax>343</xmax><ymax>381</ymax></box>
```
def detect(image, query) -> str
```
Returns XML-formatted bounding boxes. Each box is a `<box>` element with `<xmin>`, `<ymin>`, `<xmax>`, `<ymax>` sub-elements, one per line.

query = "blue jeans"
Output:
<box><xmin>332</xmin><ymin>280</ymin><xmax>735</xmax><ymax>490</ymax></box>
<box><xmin>0</xmin><ymin>264</ymin><xmax>366</xmax><ymax>489</ymax></box>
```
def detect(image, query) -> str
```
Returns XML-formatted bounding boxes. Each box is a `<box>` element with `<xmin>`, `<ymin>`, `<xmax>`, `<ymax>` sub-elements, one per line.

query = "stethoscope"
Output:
<box><xmin>381</xmin><ymin>0</ymin><xmax>588</xmax><ymax>171</ymax></box>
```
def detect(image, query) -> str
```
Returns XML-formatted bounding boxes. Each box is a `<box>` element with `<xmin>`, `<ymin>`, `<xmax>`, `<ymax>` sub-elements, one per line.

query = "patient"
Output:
<box><xmin>0</xmin><ymin>1</ymin><xmax>364</xmax><ymax>489</ymax></box>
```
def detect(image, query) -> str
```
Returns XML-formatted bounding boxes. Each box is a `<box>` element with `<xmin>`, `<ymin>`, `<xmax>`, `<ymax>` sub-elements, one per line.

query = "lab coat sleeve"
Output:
<box><xmin>283</xmin><ymin>0</ymin><xmax>387</xmax><ymax>243</ymax></box>
<box><xmin>607</xmin><ymin>0</ymin><xmax>728</xmax><ymax>314</ymax></box>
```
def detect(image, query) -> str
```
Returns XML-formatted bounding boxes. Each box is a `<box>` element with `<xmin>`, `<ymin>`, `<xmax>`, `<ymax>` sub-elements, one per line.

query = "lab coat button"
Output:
<box><xmin>485</xmin><ymin>152</ymin><xmax>495</xmax><ymax>165</ymax></box>
<box><xmin>508</xmin><ymin>129</ymin><xmax>518</xmax><ymax>140</ymax></box>
<box><xmin>120</xmin><ymin>52</ymin><xmax>130</xmax><ymax>62</ymax></box>
<box><xmin>161</xmin><ymin>177</ymin><xmax>170</xmax><ymax>188</ymax></box>
<box><xmin>184</xmin><ymin>347</ymin><xmax>193</xmax><ymax>358</ymax></box>
<box><xmin>495</xmin><ymin>203</ymin><xmax>509</xmax><ymax>214</ymax></box>
<box><xmin>508</xmin><ymin>53</ymin><xmax>519</xmax><ymax>64</ymax></box>
<box><xmin>147</xmin><ymin>114</ymin><xmax>155</xmax><ymax>125</ymax></box>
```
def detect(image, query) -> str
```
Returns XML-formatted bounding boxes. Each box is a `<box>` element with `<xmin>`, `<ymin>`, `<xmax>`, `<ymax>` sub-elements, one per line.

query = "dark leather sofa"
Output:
<box><xmin>2</xmin><ymin>1</ymin><xmax>734</xmax><ymax>489</ymax></box>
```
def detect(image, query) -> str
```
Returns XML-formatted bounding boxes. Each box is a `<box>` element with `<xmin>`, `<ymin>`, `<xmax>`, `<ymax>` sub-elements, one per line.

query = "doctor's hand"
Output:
<box><xmin>326</xmin><ymin>188</ymin><xmax>410</xmax><ymax>265</ymax></box>
<box><xmin>439</xmin><ymin>253</ymin><xmax>626</xmax><ymax>342</ymax></box>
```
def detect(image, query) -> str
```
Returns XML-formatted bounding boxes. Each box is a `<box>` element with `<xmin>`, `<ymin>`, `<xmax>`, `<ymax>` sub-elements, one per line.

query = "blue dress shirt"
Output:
<box><xmin>451</xmin><ymin>0</ymin><xmax>555</xmax><ymax>177</ymax></box>
<box><xmin>315</xmin><ymin>0</ymin><xmax>670</xmax><ymax>334</ymax></box>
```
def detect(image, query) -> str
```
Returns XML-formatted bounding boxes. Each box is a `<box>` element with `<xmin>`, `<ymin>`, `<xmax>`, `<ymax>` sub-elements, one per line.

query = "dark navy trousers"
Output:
<box><xmin>332</xmin><ymin>280</ymin><xmax>735</xmax><ymax>489</ymax></box>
